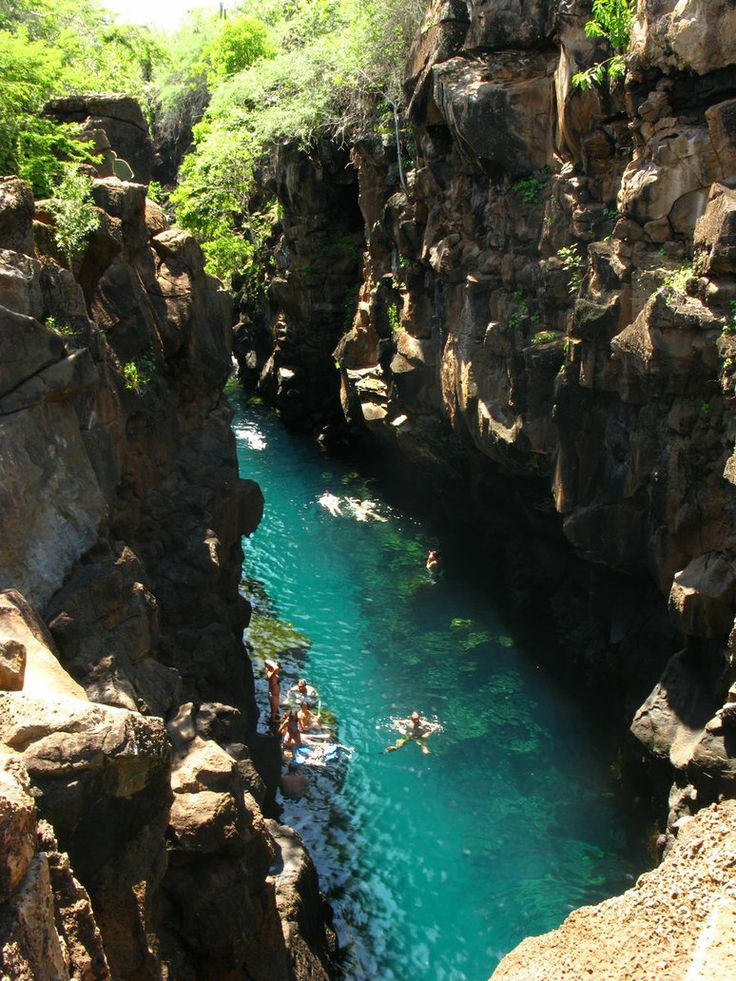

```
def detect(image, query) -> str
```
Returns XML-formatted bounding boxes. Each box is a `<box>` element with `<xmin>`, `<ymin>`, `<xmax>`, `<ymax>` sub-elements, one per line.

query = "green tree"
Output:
<box><xmin>47</xmin><ymin>164</ymin><xmax>100</xmax><ymax>267</ymax></box>
<box><xmin>202</xmin><ymin>14</ymin><xmax>274</xmax><ymax>82</ymax></box>
<box><xmin>572</xmin><ymin>0</ymin><xmax>634</xmax><ymax>89</ymax></box>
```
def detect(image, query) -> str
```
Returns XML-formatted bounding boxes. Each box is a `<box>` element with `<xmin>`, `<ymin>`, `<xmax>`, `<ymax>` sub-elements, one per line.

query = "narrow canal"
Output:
<box><xmin>232</xmin><ymin>392</ymin><xmax>650</xmax><ymax>981</ymax></box>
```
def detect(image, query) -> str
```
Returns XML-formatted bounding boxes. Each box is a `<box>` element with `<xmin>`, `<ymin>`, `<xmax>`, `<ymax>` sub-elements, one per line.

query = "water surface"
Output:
<box><xmin>233</xmin><ymin>394</ymin><xmax>648</xmax><ymax>981</ymax></box>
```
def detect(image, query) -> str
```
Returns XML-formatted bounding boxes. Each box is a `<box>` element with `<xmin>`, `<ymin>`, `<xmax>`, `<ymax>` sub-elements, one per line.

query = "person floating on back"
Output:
<box><xmin>385</xmin><ymin>711</ymin><xmax>438</xmax><ymax>755</ymax></box>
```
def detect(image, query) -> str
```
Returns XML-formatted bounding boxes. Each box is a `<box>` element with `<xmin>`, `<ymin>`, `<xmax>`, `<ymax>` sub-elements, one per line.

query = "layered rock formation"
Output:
<box><xmin>0</xmin><ymin>98</ymin><xmax>334</xmax><ymax>980</ymax></box>
<box><xmin>235</xmin><ymin>1</ymin><xmax>736</xmax><ymax>975</ymax></box>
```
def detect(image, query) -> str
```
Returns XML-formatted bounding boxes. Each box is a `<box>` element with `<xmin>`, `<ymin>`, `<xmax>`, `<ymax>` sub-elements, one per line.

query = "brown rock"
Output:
<box><xmin>0</xmin><ymin>639</ymin><xmax>25</xmax><ymax>692</ymax></box>
<box><xmin>491</xmin><ymin>800</ymin><xmax>736</xmax><ymax>980</ymax></box>
<box><xmin>0</xmin><ymin>853</ymin><xmax>68</xmax><ymax>980</ymax></box>
<box><xmin>0</xmin><ymin>178</ymin><xmax>34</xmax><ymax>255</ymax></box>
<box><xmin>431</xmin><ymin>51</ymin><xmax>556</xmax><ymax>176</ymax></box>
<box><xmin>694</xmin><ymin>183</ymin><xmax>736</xmax><ymax>276</ymax></box>
<box><xmin>669</xmin><ymin>553</ymin><xmax>736</xmax><ymax>638</ymax></box>
<box><xmin>0</xmin><ymin>757</ymin><xmax>37</xmax><ymax>905</ymax></box>
<box><xmin>631</xmin><ymin>0</ymin><xmax>736</xmax><ymax>75</ymax></box>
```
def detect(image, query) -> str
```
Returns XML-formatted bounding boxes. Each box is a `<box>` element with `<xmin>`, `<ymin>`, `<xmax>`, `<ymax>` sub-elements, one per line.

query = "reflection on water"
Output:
<box><xmin>233</xmin><ymin>394</ymin><xmax>648</xmax><ymax>981</ymax></box>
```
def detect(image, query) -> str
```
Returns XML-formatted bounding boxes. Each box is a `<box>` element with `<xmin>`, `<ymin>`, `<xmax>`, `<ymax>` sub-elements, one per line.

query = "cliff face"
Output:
<box><xmin>239</xmin><ymin>0</ymin><xmax>736</xmax><ymax>796</ymax></box>
<box><xmin>0</xmin><ymin>101</ymin><xmax>334</xmax><ymax>980</ymax></box>
<box><xmin>235</xmin><ymin>2</ymin><xmax>736</xmax><ymax>973</ymax></box>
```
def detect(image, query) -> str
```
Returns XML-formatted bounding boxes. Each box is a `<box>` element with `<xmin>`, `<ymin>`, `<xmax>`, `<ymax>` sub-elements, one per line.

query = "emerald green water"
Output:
<box><xmin>233</xmin><ymin>395</ymin><xmax>649</xmax><ymax>981</ymax></box>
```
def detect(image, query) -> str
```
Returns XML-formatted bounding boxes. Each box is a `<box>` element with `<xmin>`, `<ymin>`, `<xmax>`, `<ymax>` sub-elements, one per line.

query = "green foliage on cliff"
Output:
<box><xmin>0</xmin><ymin>0</ymin><xmax>165</xmax><ymax>194</ymax></box>
<box><xmin>572</xmin><ymin>0</ymin><xmax>635</xmax><ymax>90</ymax></box>
<box><xmin>168</xmin><ymin>0</ymin><xmax>425</xmax><ymax>284</ymax></box>
<box><xmin>47</xmin><ymin>164</ymin><xmax>100</xmax><ymax>266</ymax></box>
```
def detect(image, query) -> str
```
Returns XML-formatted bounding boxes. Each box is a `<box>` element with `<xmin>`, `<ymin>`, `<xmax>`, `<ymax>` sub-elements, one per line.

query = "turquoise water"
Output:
<box><xmin>233</xmin><ymin>394</ymin><xmax>649</xmax><ymax>981</ymax></box>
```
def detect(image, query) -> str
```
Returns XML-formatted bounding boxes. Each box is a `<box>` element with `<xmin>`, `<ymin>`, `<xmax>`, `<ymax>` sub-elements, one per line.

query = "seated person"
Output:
<box><xmin>280</xmin><ymin>763</ymin><xmax>308</xmax><ymax>799</ymax></box>
<box><xmin>278</xmin><ymin>710</ymin><xmax>302</xmax><ymax>752</ymax></box>
<box><xmin>297</xmin><ymin>701</ymin><xmax>319</xmax><ymax>732</ymax></box>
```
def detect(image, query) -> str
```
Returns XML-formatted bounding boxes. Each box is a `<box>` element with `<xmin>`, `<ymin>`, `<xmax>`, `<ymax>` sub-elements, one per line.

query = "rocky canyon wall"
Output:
<box><xmin>0</xmin><ymin>97</ymin><xmax>334</xmax><ymax>980</ymax></box>
<box><xmin>235</xmin><ymin>2</ymin><xmax>736</xmax><ymax>975</ymax></box>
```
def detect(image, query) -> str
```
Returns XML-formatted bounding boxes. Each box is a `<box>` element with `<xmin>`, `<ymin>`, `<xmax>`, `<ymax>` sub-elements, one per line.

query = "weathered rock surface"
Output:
<box><xmin>0</xmin><ymin>95</ymin><xmax>334</xmax><ymax>981</ymax></box>
<box><xmin>491</xmin><ymin>799</ymin><xmax>736</xmax><ymax>980</ymax></box>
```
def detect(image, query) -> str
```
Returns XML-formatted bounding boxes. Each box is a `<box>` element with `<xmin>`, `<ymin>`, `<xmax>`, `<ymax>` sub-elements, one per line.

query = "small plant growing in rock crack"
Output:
<box><xmin>45</xmin><ymin>316</ymin><xmax>78</xmax><ymax>337</ymax></box>
<box><xmin>387</xmin><ymin>303</ymin><xmax>401</xmax><ymax>332</ymax></box>
<box><xmin>123</xmin><ymin>354</ymin><xmax>156</xmax><ymax>393</ymax></box>
<box><xmin>557</xmin><ymin>245</ymin><xmax>584</xmax><ymax>296</ymax></box>
<box><xmin>603</xmin><ymin>207</ymin><xmax>620</xmax><ymax>220</ymax></box>
<box><xmin>531</xmin><ymin>330</ymin><xmax>559</xmax><ymax>345</ymax></box>
<box><xmin>508</xmin><ymin>291</ymin><xmax>540</xmax><ymax>331</ymax></box>
<box><xmin>512</xmin><ymin>173</ymin><xmax>548</xmax><ymax>204</ymax></box>
<box><xmin>662</xmin><ymin>263</ymin><xmax>693</xmax><ymax>297</ymax></box>
<box><xmin>722</xmin><ymin>301</ymin><xmax>736</xmax><ymax>336</ymax></box>
<box><xmin>572</xmin><ymin>0</ymin><xmax>635</xmax><ymax>90</ymax></box>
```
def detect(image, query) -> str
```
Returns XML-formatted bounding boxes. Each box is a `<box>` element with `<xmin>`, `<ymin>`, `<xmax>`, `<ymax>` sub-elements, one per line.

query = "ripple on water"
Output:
<box><xmin>233</xmin><ymin>397</ymin><xmax>650</xmax><ymax>981</ymax></box>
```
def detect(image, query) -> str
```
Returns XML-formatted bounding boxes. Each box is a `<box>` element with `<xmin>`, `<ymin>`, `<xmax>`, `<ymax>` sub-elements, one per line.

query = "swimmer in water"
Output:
<box><xmin>287</xmin><ymin>678</ymin><xmax>319</xmax><ymax>704</ymax></box>
<box><xmin>345</xmin><ymin>497</ymin><xmax>388</xmax><ymax>522</ymax></box>
<box><xmin>385</xmin><ymin>711</ymin><xmax>437</xmax><ymax>755</ymax></box>
<box><xmin>426</xmin><ymin>549</ymin><xmax>442</xmax><ymax>577</ymax></box>
<box><xmin>318</xmin><ymin>489</ymin><xmax>343</xmax><ymax>517</ymax></box>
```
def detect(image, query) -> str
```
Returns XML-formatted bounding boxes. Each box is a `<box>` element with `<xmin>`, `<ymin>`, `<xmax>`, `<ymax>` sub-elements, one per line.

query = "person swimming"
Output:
<box><xmin>318</xmin><ymin>490</ymin><xmax>343</xmax><ymax>516</ymax></box>
<box><xmin>345</xmin><ymin>497</ymin><xmax>388</xmax><ymax>522</ymax></box>
<box><xmin>426</xmin><ymin>550</ymin><xmax>442</xmax><ymax>577</ymax></box>
<box><xmin>385</xmin><ymin>711</ymin><xmax>438</xmax><ymax>755</ymax></box>
<box><xmin>287</xmin><ymin>678</ymin><xmax>319</xmax><ymax>707</ymax></box>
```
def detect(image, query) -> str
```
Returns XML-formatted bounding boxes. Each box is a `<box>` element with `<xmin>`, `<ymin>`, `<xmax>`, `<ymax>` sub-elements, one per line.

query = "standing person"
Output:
<box><xmin>266</xmin><ymin>660</ymin><xmax>281</xmax><ymax>723</ymax></box>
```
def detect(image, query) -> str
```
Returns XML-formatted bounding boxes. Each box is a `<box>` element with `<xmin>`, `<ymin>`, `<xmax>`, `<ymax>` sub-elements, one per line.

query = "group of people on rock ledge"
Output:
<box><xmin>266</xmin><ymin>661</ymin><xmax>322</xmax><ymax>797</ymax></box>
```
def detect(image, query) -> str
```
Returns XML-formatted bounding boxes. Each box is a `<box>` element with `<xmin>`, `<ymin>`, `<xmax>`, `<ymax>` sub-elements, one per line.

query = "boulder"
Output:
<box><xmin>0</xmin><ymin>854</ymin><xmax>68</xmax><ymax>980</ymax></box>
<box><xmin>631</xmin><ymin>0</ymin><xmax>736</xmax><ymax>75</ymax></box>
<box><xmin>669</xmin><ymin>553</ymin><xmax>736</xmax><ymax>639</ymax></box>
<box><xmin>0</xmin><ymin>757</ymin><xmax>37</xmax><ymax>905</ymax></box>
<box><xmin>694</xmin><ymin>183</ymin><xmax>736</xmax><ymax>276</ymax></box>
<box><xmin>46</xmin><ymin>95</ymin><xmax>155</xmax><ymax>183</ymax></box>
<box><xmin>431</xmin><ymin>51</ymin><xmax>556</xmax><ymax>176</ymax></box>
<box><xmin>0</xmin><ymin>178</ymin><xmax>34</xmax><ymax>255</ymax></box>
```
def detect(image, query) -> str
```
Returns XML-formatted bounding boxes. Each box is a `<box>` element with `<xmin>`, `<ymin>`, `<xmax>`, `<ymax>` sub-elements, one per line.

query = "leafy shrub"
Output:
<box><xmin>572</xmin><ymin>0</ymin><xmax>634</xmax><ymax>90</ymax></box>
<box><xmin>557</xmin><ymin>245</ymin><xmax>584</xmax><ymax>296</ymax></box>
<box><xmin>47</xmin><ymin>164</ymin><xmax>99</xmax><ymax>266</ymax></box>
<box><xmin>662</xmin><ymin>264</ymin><xmax>693</xmax><ymax>297</ymax></box>
<box><xmin>512</xmin><ymin>172</ymin><xmax>548</xmax><ymax>204</ymax></box>
<box><xmin>122</xmin><ymin>354</ymin><xmax>156</xmax><ymax>392</ymax></box>
<box><xmin>169</xmin><ymin>0</ymin><xmax>425</xmax><ymax>283</ymax></box>
<box><xmin>530</xmin><ymin>330</ymin><xmax>559</xmax><ymax>345</ymax></box>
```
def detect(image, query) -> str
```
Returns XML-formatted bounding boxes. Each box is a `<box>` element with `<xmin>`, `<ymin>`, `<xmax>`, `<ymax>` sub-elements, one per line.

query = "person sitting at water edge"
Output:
<box><xmin>298</xmin><ymin>701</ymin><xmax>319</xmax><ymax>732</ymax></box>
<box><xmin>385</xmin><ymin>711</ymin><xmax>437</xmax><ymax>755</ymax></box>
<box><xmin>279</xmin><ymin>710</ymin><xmax>302</xmax><ymax>752</ymax></box>
<box><xmin>280</xmin><ymin>763</ymin><xmax>308</xmax><ymax>799</ymax></box>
